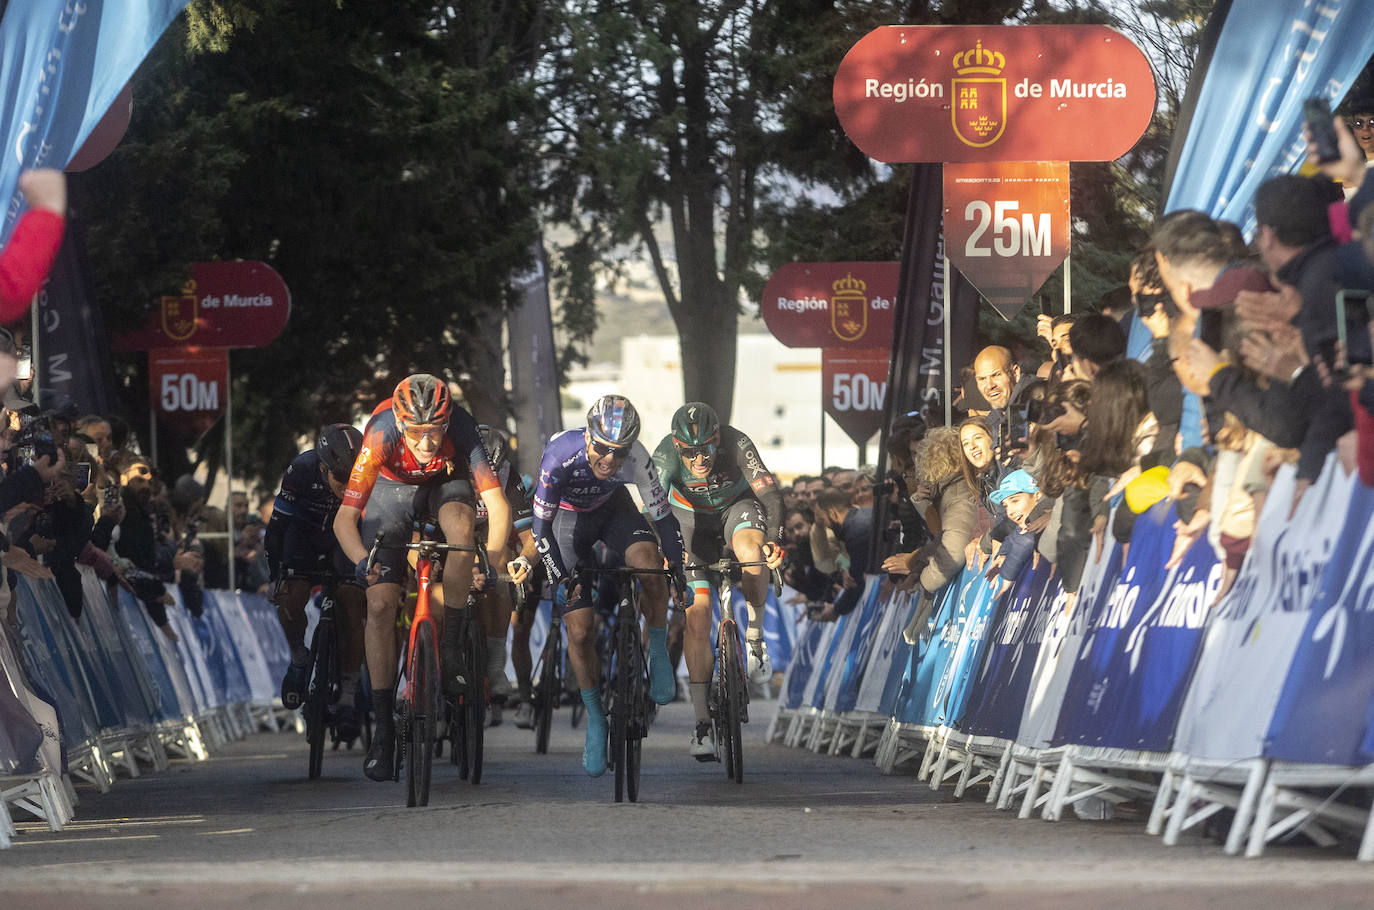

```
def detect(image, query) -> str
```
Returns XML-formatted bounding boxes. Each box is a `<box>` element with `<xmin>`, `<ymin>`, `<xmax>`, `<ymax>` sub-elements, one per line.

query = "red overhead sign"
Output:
<box><xmin>834</xmin><ymin>25</ymin><xmax>1155</xmax><ymax>163</ymax></box>
<box><xmin>116</xmin><ymin>261</ymin><xmax>291</xmax><ymax>350</ymax></box>
<box><xmin>761</xmin><ymin>262</ymin><xmax>898</xmax><ymax>348</ymax></box>
<box><xmin>149</xmin><ymin>347</ymin><xmax>229</xmax><ymax>437</ymax></box>
<box><xmin>822</xmin><ymin>348</ymin><xmax>890</xmax><ymax>446</ymax></box>
<box><xmin>944</xmin><ymin>161</ymin><xmax>1071</xmax><ymax>319</ymax></box>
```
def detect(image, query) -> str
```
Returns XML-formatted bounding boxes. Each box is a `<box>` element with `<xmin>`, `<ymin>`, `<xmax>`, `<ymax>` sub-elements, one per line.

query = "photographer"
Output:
<box><xmin>163</xmin><ymin>475</ymin><xmax>208</xmax><ymax>616</ymax></box>
<box><xmin>110</xmin><ymin>450</ymin><xmax>186</xmax><ymax>635</ymax></box>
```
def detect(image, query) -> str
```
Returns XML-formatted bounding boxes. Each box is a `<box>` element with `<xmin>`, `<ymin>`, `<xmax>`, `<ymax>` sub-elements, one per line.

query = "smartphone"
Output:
<box><xmin>14</xmin><ymin>343</ymin><xmax>31</xmax><ymax>381</ymax></box>
<box><xmin>102</xmin><ymin>484</ymin><xmax>121</xmax><ymax>508</ymax></box>
<box><xmin>1335</xmin><ymin>288</ymin><xmax>1373</xmax><ymax>378</ymax></box>
<box><xmin>1304</xmin><ymin>96</ymin><xmax>1341</xmax><ymax>164</ymax></box>
<box><xmin>1039</xmin><ymin>296</ymin><xmax>1054</xmax><ymax>317</ymax></box>
<box><xmin>72</xmin><ymin>462</ymin><xmax>91</xmax><ymax>488</ymax></box>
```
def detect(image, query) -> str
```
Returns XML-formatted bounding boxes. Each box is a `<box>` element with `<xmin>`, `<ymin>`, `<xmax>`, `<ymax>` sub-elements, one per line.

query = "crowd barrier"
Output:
<box><xmin>0</xmin><ymin>568</ymin><xmax>295</xmax><ymax>848</ymax></box>
<box><xmin>768</xmin><ymin>455</ymin><xmax>1374</xmax><ymax>861</ymax></box>
<box><xmin>1</xmin><ymin>561</ymin><xmax>801</xmax><ymax>848</ymax></box>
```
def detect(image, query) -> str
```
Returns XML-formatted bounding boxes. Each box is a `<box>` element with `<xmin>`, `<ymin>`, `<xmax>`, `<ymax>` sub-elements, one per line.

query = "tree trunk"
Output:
<box><xmin>460</xmin><ymin>304</ymin><xmax>509</xmax><ymax>430</ymax></box>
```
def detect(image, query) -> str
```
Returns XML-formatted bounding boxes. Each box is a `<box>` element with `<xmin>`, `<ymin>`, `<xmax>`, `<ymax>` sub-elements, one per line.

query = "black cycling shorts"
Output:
<box><xmin>541</xmin><ymin>486</ymin><xmax>656</xmax><ymax>612</ymax></box>
<box><xmin>359</xmin><ymin>473</ymin><xmax>475</xmax><ymax>586</ymax></box>
<box><xmin>282</xmin><ymin>522</ymin><xmax>355</xmax><ymax>582</ymax></box>
<box><xmin>674</xmin><ymin>496</ymin><xmax>768</xmax><ymax>594</ymax></box>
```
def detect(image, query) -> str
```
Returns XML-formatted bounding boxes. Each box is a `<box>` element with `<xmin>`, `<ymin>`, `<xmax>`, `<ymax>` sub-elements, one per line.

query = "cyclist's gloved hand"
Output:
<box><xmin>473</xmin><ymin>549</ymin><xmax>494</xmax><ymax>593</ymax></box>
<box><xmin>354</xmin><ymin>557</ymin><xmax>371</xmax><ymax>586</ymax></box>
<box><xmin>670</xmin><ymin>563</ymin><xmax>688</xmax><ymax>604</ymax></box>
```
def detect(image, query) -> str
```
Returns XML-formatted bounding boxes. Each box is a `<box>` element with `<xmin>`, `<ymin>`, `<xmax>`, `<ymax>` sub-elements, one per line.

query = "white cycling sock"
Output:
<box><xmin>689</xmin><ymin>682</ymin><xmax>710</xmax><ymax>723</ymax></box>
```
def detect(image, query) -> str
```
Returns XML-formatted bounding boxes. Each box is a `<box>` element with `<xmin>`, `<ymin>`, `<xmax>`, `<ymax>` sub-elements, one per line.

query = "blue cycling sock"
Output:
<box><xmin>647</xmin><ymin>624</ymin><xmax>674</xmax><ymax>705</ymax></box>
<box><xmin>580</xmin><ymin>688</ymin><xmax>607</xmax><ymax>778</ymax></box>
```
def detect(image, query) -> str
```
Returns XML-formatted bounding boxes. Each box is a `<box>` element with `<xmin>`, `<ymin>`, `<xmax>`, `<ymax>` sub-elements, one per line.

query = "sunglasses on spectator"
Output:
<box><xmin>1348</xmin><ymin>118</ymin><xmax>1371</xmax><ymax>130</ymax></box>
<box><xmin>589</xmin><ymin>440</ymin><xmax>630</xmax><ymax>460</ymax></box>
<box><xmin>402</xmin><ymin>423</ymin><xmax>446</xmax><ymax>444</ymax></box>
<box><xmin>675</xmin><ymin>442</ymin><xmax>717</xmax><ymax>460</ymax></box>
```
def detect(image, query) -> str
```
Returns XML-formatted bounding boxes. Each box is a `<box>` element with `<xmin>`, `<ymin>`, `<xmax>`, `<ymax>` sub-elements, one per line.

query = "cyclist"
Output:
<box><xmin>333</xmin><ymin>374</ymin><xmax>512</xmax><ymax>782</ymax></box>
<box><xmin>651</xmin><ymin>402</ymin><xmax>785</xmax><ymax>760</ymax></box>
<box><xmin>267</xmin><ymin>424</ymin><xmax>367</xmax><ymax>740</ymax></box>
<box><xmin>532</xmin><ymin>395</ymin><xmax>687</xmax><ymax>777</ymax></box>
<box><xmin>471</xmin><ymin>424</ymin><xmax>537</xmax><ymax>715</ymax></box>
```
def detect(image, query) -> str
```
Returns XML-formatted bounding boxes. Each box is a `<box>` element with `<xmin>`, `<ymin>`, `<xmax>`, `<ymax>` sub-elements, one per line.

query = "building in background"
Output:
<box><xmin>560</xmin><ymin>333</ymin><xmax>877</xmax><ymax>477</ymax></box>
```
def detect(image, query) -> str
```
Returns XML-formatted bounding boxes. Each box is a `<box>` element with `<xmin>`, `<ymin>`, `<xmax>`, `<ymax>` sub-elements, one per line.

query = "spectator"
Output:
<box><xmin>0</xmin><ymin>170</ymin><xmax>66</xmax><ymax>322</ymax></box>
<box><xmin>883</xmin><ymin>427</ymin><xmax>979</xmax><ymax>607</ymax></box>
<box><xmin>110</xmin><ymin>450</ymin><xmax>190</xmax><ymax>635</ymax></box>
<box><xmin>972</xmin><ymin>345</ymin><xmax>1024</xmax><ymax>449</ymax></box>
<box><xmin>809</xmin><ymin>486</ymin><xmax>873</xmax><ymax>620</ymax></box>
<box><xmin>75</xmin><ymin>415</ymin><xmax>114</xmax><ymax>464</ymax></box>
<box><xmin>781</xmin><ymin>507</ymin><xmax>831</xmax><ymax>608</ymax></box>
<box><xmin>1066</xmin><ymin>313</ymin><xmax>1127</xmax><ymax>381</ymax></box>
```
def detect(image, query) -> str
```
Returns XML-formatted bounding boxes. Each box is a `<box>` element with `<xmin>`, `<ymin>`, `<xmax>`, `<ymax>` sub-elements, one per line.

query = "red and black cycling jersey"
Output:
<box><xmin>342</xmin><ymin>398</ymin><xmax>499</xmax><ymax>510</ymax></box>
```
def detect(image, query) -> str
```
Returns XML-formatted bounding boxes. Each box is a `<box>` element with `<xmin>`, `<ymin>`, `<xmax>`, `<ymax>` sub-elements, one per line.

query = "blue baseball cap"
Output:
<box><xmin>989</xmin><ymin>469</ymin><xmax>1038</xmax><ymax>505</ymax></box>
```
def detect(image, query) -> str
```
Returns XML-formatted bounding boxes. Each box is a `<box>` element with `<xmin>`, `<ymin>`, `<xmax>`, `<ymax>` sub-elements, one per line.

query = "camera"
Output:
<box><xmin>14</xmin><ymin>415</ymin><xmax>57</xmax><ymax>469</ymax></box>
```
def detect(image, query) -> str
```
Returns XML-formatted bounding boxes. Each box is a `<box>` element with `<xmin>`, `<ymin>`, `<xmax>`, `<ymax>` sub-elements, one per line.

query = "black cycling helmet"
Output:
<box><xmin>586</xmin><ymin>395</ymin><xmax>640</xmax><ymax>448</ymax></box>
<box><xmin>316</xmin><ymin>423</ymin><xmax>363</xmax><ymax>481</ymax></box>
<box><xmin>392</xmin><ymin>373</ymin><xmax>452</xmax><ymax>426</ymax></box>
<box><xmin>670</xmin><ymin>402</ymin><xmax>720</xmax><ymax>450</ymax></box>
<box><xmin>476</xmin><ymin>423</ymin><xmax>509</xmax><ymax>471</ymax></box>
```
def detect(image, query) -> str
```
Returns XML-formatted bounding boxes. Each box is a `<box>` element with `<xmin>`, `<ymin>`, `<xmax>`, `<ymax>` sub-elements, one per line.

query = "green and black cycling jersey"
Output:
<box><xmin>650</xmin><ymin>425</ymin><xmax>783</xmax><ymax>542</ymax></box>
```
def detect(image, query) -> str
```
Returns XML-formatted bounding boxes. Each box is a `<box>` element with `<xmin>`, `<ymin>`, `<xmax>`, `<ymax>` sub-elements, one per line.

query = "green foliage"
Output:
<box><xmin>78</xmin><ymin>1</ymin><xmax>549</xmax><ymax>487</ymax></box>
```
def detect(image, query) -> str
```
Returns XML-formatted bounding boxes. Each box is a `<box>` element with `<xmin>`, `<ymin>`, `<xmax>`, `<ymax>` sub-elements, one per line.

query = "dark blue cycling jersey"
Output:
<box><xmin>531</xmin><ymin>429</ymin><xmax>684</xmax><ymax>568</ymax></box>
<box><xmin>265</xmin><ymin>450</ymin><xmax>341</xmax><ymax>575</ymax></box>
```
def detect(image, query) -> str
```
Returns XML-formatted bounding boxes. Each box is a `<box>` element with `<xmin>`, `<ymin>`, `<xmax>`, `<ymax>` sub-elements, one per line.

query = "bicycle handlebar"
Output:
<box><xmin>684</xmin><ymin>558</ymin><xmax>784</xmax><ymax>598</ymax></box>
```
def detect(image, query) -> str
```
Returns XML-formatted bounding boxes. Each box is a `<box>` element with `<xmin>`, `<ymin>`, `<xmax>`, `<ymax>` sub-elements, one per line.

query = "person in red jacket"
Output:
<box><xmin>0</xmin><ymin>169</ymin><xmax>66</xmax><ymax>325</ymax></box>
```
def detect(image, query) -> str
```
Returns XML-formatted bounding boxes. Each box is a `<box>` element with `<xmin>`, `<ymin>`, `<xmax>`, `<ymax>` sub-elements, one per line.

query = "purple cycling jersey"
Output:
<box><xmin>531</xmin><ymin>429</ymin><xmax>684</xmax><ymax>566</ymax></box>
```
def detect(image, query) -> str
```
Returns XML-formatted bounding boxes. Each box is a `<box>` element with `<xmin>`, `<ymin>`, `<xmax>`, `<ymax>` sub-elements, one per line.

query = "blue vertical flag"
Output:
<box><xmin>1164</xmin><ymin>0</ymin><xmax>1374</xmax><ymax>236</ymax></box>
<box><xmin>0</xmin><ymin>0</ymin><xmax>191</xmax><ymax>241</ymax></box>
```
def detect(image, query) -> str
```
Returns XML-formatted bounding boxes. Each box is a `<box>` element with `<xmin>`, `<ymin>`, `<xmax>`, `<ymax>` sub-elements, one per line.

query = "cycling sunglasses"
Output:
<box><xmin>589</xmin><ymin>439</ymin><xmax>631</xmax><ymax>460</ymax></box>
<box><xmin>675</xmin><ymin>441</ymin><xmax>717</xmax><ymax>460</ymax></box>
<box><xmin>402</xmin><ymin>422</ymin><xmax>446</xmax><ymax>444</ymax></box>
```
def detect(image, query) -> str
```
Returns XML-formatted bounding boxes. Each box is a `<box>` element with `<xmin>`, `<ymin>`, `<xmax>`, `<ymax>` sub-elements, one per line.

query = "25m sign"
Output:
<box><xmin>944</xmin><ymin>161</ymin><xmax>1069</xmax><ymax>319</ymax></box>
<box><xmin>149</xmin><ymin>347</ymin><xmax>229</xmax><ymax>437</ymax></box>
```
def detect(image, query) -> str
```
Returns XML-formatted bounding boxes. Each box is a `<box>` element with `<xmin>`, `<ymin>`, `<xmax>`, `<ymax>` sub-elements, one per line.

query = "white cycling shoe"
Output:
<box><xmin>689</xmin><ymin>721</ymin><xmax>717</xmax><ymax>762</ymax></box>
<box><xmin>746</xmin><ymin>638</ymin><xmax>772</xmax><ymax>685</ymax></box>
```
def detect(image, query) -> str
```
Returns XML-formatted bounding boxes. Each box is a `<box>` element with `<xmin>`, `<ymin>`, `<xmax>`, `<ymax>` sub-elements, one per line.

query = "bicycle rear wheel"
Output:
<box><xmin>721</xmin><ymin>622</ymin><xmax>745</xmax><ymax>784</ymax></box>
<box><xmin>407</xmin><ymin>622</ymin><xmax>437</xmax><ymax>807</ymax></box>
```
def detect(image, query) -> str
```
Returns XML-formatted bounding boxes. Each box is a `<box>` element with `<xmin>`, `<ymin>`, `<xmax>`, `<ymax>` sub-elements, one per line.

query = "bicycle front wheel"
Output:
<box><xmin>303</xmin><ymin>637</ymin><xmax>327</xmax><ymax>780</ymax></box>
<box><xmin>721</xmin><ymin>623</ymin><xmax>745</xmax><ymax>784</ymax></box>
<box><xmin>407</xmin><ymin>622</ymin><xmax>437</xmax><ymax>807</ymax></box>
<box><xmin>465</xmin><ymin>624</ymin><xmax>486</xmax><ymax>785</ymax></box>
<box><xmin>533</xmin><ymin>631</ymin><xmax>560</xmax><ymax>755</ymax></box>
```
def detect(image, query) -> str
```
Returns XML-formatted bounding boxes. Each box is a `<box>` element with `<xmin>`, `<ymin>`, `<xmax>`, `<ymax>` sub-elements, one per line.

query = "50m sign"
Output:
<box><xmin>822</xmin><ymin>348</ymin><xmax>890</xmax><ymax>446</ymax></box>
<box><xmin>149</xmin><ymin>347</ymin><xmax>229</xmax><ymax>437</ymax></box>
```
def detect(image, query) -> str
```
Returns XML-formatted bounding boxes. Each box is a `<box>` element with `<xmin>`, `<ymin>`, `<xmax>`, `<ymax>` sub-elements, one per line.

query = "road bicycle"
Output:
<box><xmin>291</xmin><ymin>568</ymin><xmax>364</xmax><ymax>780</ymax></box>
<box><xmin>685</xmin><ymin>558</ymin><xmax>781</xmax><ymax>784</ymax></box>
<box><xmin>442</xmin><ymin>564</ymin><xmax>520</xmax><ymax>783</ymax></box>
<box><xmin>366</xmin><ymin>528</ymin><xmax>477</xmax><ymax>807</ymax></box>
<box><xmin>572</xmin><ymin>564</ymin><xmax>677</xmax><ymax>803</ymax></box>
<box><xmin>529</xmin><ymin>590</ymin><xmax>565</xmax><ymax>755</ymax></box>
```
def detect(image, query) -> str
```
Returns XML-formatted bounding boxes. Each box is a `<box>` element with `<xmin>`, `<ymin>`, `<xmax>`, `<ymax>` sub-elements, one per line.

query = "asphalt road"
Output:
<box><xmin>5</xmin><ymin>699</ymin><xmax>1374</xmax><ymax>908</ymax></box>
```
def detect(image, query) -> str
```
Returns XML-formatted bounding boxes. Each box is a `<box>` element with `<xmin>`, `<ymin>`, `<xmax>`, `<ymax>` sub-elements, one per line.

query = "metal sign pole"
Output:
<box><xmin>225</xmin><ymin>355</ymin><xmax>235</xmax><ymax>591</ymax></box>
<box><xmin>943</xmin><ymin>257</ymin><xmax>953</xmax><ymax>428</ymax></box>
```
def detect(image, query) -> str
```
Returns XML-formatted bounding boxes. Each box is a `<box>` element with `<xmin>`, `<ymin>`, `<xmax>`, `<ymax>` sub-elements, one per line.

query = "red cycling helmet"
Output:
<box><xmin>392</xmin><ymin>373</ymin><xmax>452</xmax><ymax>427</ymax></box>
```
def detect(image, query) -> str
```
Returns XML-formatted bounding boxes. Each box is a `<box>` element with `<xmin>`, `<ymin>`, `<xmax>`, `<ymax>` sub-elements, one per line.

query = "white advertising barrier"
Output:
<box><xmin>206</xmin><ymin>592</ymin><xmax>279</xmax><ymax>704</ymax></box>
<box><xmin>161</xmin><ymin>591</ymin><xmax>220</xmax><ymax>715</ymax></box>
<box><xmin>1016</xmin><ymin>525</ymin><xmax>1122</xmax><ymax>749</ymax></box>
<box><xmin>1173</xmin><ymin>459</ymin><xmax>1353</xmax><ymax>760</ymax></box>
<box><xmin>853</xmin><ymin>589</ymin><xmax>918</xmax><ymax>714</ymax></box>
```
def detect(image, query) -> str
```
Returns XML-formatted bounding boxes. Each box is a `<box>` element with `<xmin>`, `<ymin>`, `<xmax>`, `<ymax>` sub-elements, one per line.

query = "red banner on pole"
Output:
<box><xmin>834</xmin><ymin>25</ymin><xmax>1155</xmax><ymax>163</ymax></box>
<box><xmin>761</xmin><ymin>262</ymin><xmax>898</xmax><ymax>348</ymax></box>
<box><xmin>822</xmin><ymin>348</ymin><xmax>890</xmax><ymax>446</ymax></box>
<box><xmin>944</xmin><ymin>161</ymin><xmax>1070</xmax><ymax>319</ymax></box>
<box><xmin>116</xmin><ymin>261</ymin><xmax>291</xmax><ymax>350</ymax></box>
<box><xmin>149</xmin><ymin>347</ymin><xmax>229</xmax><ymax>437</ymax></box>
